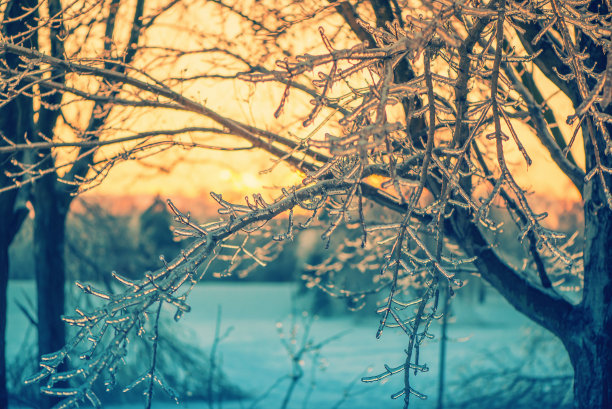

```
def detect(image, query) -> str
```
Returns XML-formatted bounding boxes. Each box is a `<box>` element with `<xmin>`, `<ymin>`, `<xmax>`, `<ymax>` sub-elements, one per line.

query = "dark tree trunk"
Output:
<box><xmin>574</xmin><ymin>10</ymin><xmax>612</xmax><ymax>396</ymax></box>
<box><xmin>1</xmin><ymin>0</ymin><xmax>35</xmax><ymax>399</ymax></box>
<box><xmin>32</xmin><ymin>174</ymin><xmax>70</xmax><ymax>409</ymax></box>
<box><xmin>563</xmin><ymin>329</ymin><xmax>612</xmax><ymax>409</ymax></box>
<box><xmin>32</xmin><ymin>195</ymin><xmax>67</xmax><ymax>359</ymax></box>
<box><xmin>569</xmin><ymin>120</ymin><xmax>612</xmax><ymax>409</ymax></box>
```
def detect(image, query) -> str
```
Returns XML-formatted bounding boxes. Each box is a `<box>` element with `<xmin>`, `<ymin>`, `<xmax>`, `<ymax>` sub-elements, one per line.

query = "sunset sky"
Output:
<box><xmin>89</xmin><ymin>71</ymin><xmax>584</xmax><ymax>207</ymax></box>
<box><xmin>66</xmin><ymin>0</ymin><xmax>586</xmax><ymax>216</ymax></box>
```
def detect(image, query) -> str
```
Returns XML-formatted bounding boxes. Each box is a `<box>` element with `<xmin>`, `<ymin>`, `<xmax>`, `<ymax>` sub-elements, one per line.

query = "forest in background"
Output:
<box><xmin>8</xmin><ymin>193</ymin><xmax>583</xmax><ymax>285</ymax></box>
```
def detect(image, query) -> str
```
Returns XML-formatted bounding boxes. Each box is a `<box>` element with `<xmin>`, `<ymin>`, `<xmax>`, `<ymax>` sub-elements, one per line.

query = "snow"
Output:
<box><xmin>5</xmin><ymin>280</ymin><xmax>572</xmax><ymax>408</ymax></box>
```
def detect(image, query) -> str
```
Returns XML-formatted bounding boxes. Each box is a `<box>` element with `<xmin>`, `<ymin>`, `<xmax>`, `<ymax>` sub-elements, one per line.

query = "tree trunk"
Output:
<box><xmin>563</xmin><ymin>327</ymin><xmax>612</xmax><ymax>409</ymax></box>
<box><xmin>32</xmin><ymin>174</ymin><xmax>69</xmax><ymax>409</ymax></box>
<box><xmin>567</xmin><ymin>65</ymin><xmax>612</xmax><ymax>406</ymax></box>
<box><xmin>0</xmin><ymin>39</ymin><xmax>31</xmax><ymax>406</ymax></box>
<box><xmin>570</xmin><ymin>188</ymin><xmax>612</xmax><ymax>409</ymax></box>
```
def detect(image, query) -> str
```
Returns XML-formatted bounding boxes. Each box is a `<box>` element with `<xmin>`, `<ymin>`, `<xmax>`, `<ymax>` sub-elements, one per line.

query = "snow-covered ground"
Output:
<box><xmin>5</xmin><ymin>281</ymin><xmax>572</xmax><ymax>409</ymax></box>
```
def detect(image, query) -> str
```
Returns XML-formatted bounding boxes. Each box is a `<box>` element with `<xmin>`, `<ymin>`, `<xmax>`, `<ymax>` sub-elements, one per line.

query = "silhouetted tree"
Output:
<box><xmin>0</xmin><ymin>1</ymin><xmax>185</xmax><ymax>406</ymax></box>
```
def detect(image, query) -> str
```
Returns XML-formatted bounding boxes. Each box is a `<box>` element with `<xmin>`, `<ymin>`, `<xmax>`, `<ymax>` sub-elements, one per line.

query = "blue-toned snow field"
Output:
<box><xmin>6</xmin><ymin>281</ymin><xmax>573</xmax><ymax>409</ymax></box>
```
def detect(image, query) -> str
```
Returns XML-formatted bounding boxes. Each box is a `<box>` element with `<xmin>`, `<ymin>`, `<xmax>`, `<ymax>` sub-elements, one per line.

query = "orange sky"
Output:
<box><xmin>74</xmin><ymin>1</ymin><xmax>585</xmax><ymax>211</ymax></box>
<box><xmin>89</xmin><ymin>71</ymin><xmax>584</xmax><ymax>208</ymax></box>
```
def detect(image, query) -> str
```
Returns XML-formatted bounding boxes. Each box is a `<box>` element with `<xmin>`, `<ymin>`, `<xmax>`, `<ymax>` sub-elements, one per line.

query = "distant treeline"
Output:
<box><xmin>9</xmin><ymin>194</ymin><xmax>583</xmax><ymax>308</ymax></box>
<box><xmin>8</xmin><ymin>196</ymin><xmax>306</xmax><ymax>284</ymax></box>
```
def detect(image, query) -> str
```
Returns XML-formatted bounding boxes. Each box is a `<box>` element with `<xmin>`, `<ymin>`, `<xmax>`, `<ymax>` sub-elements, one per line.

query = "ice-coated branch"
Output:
<box><xmin>24</xmin><ymin>176</ymin><xmax>357</xmax><ymax>406</ymax></box>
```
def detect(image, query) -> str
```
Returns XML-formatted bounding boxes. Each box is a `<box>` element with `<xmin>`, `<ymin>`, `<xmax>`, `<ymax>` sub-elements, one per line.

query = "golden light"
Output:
<box><xmin>59</xmin><ymin>0</ymin><xmax>585</xmax><ymax>220</ymax></box>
